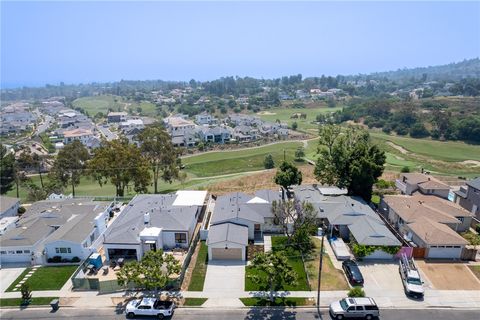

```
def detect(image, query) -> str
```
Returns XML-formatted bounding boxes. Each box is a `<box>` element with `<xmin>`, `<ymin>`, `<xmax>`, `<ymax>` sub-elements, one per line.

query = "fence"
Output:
<box><xmin>71</xmin><ymin>257</ymin><xmax>100</xmax><ymax>291</ymax></box>
<box><xmin>176</xmin><ymin>231</ymin><xmax>201</xmax><ymax>288</ymax></box>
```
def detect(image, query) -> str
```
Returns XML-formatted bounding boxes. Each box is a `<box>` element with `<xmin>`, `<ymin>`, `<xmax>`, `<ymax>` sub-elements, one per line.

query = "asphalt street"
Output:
<box><xmin>1</xmin><ymin>307</ymin><xmax>479</xmax><ymax>320</ymax></box>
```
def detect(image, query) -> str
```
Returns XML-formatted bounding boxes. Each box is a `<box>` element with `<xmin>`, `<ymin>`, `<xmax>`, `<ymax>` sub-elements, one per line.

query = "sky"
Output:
<box><xmin>1</xmin><ymin>1</ymin><xmax>479</xmax><ymax>88</ymax></box>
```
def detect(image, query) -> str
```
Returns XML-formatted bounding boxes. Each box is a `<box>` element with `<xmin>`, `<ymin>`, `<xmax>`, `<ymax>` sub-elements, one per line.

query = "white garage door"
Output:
<box><xmin>0</xmin><ymin>254</ymin><xmax>30</xmax><ymax>264</ymax></box>
<box><xmin>211</xmin><ymin>248</ymin><xmax>242</xmax><ymax>260</ymax></box>
<box><xmin>427</xmin><ymin>246</ymin><xmax>462</xmax><ymax>259</ymax></box>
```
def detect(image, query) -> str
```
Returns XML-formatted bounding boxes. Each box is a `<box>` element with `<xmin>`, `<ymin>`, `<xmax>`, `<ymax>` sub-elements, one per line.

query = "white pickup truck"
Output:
<box><xmin>399</xmin><ymin>253</ymin><xmax>425</xmax><ymax>299</ymax></box>
<box><xmin>126</xmin><ymin>297</ymin><xmax>175</xmax><ymax>319</ymax></box>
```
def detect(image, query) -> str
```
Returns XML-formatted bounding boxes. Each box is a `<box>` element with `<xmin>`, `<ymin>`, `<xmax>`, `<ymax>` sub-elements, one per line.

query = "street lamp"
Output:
<box><xmin>317</xmin><ymin>224</ymin><xmax>326</xmax><ymax>318</ymax></box>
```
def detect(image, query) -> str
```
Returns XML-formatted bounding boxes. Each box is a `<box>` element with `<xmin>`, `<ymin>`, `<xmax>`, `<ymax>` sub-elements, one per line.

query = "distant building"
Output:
<box><xmin>395</xmin><ymin>173</ymin><xmax>450</xmax><ymax>199</ymax></box>
<box><xmin>454</xmin><ymin>177</ymin><xmax>480</xmax><ymax>219</ymax></box>
<box><xmin>107</xmin><ymin>112</ymin><xmax>128</xmax><ymax>123</ymax></box>
<box><xmin>62</xmin><ymin>128</ymin><xmax>94</xmax><ymax>145</ymax></box>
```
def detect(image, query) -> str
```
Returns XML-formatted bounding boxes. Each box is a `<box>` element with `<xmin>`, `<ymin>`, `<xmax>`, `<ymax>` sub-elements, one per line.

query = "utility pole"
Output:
<box><xmin>317</xmin><ymin>225</ymin><xmax>326</xmax><ymax>319</ymax></box>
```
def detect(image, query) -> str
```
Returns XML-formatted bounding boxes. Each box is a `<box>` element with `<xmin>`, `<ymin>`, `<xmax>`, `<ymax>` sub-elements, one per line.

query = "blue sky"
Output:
<box><xmin>1</xmin><ymin>1</ymin><xmax>479</xmax><ymax>88</ymax></box>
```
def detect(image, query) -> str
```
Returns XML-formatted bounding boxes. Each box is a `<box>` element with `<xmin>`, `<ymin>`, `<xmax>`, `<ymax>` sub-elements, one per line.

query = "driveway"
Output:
<box><xmin>358</xmin><ymin>262</ymin><xmax>404</xmax><ymax>295</ymax></box>
<box><xmin>0</xmin><ymin>267</ymin><xmax>26</xmax><ymax>293</ymax></box>
<box><xmin>416</xmin><ymin>261</ymin><xmax>480</xmax><ymax>290</ymax></box>
<box><xmin>203</xmin><ymin>260</ymin><xmax>245</xmax><ymax>298</ymax></box>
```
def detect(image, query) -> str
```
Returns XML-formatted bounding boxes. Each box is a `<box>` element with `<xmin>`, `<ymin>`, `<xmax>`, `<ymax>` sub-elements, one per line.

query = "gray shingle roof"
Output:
<box><xmin>467</xmin><ymin>177</ymin><xmax>480</xmax><ymax>190</ymax></box>
<box><xmin>293</xmin><ymin>185</ymin><xmax>400</xmax><ymax>246</ymax></box>
<box><xmin>0</xmin><ymin>199</ymin><xmax>110</xmax><ymax>247</ymax></box>
<box><xmin>103</xmin><ymin>194</ymin><xmax>203</xmax><ymax>245</ymax></box>
<box><xmin>207</xmin><ymin>222</ymin><xmax>248</xmax><ymax>246</ymax></box>
<box><xmin>211</xmin><ymin>191</ymin><xmax>276</xmax><ymax>225</ymax></box>
<box><xmin>0</xmin><ymin>196</ymin><xmax>20</xmax><ymax>214</ymax></box>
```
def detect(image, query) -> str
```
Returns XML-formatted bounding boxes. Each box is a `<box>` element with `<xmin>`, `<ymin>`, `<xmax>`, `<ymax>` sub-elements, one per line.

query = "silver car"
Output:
<box><xmin>329</xmin><ymin>297</ymin><xmax>379</xmax><ymax>320</ymax></box>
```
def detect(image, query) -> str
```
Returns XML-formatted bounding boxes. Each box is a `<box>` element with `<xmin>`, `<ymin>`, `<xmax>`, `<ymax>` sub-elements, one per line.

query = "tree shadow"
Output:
<box><xmin>245</xmin><ymin>307</ymin><xmax>298</xmax><ymax>320</ymax></box>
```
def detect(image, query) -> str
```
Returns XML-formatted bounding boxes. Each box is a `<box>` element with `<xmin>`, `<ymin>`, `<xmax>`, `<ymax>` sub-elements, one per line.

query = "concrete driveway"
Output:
<box><xmin>203</xmin><ymin>260</ymin><xmax>245</xmax><ymax>298</ymax></box>
<box><xmin>0</xmin><ymin>267</ymin><xmax>26</xmax><ymax>293</ymax></box>
<box><xmin>358</xmin><ymin>261</ymin><xmax>404</xmax><ymax>295</ymax></box>
<box><xmin>416</xmin><ymin>261</ymin><xmax>480</xmax><ymax>290</ymax></box>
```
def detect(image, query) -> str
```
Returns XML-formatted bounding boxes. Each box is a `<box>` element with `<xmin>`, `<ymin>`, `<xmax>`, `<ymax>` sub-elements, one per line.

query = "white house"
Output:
<box><xmin>102</xmin><ymin>191</ymin><xmax>207</xmax><ymax>261</ymax></box>
<box><xmin>0</xmin><ymin>199</ymin><xmax>111</xmax><ymax>265</ymax></box>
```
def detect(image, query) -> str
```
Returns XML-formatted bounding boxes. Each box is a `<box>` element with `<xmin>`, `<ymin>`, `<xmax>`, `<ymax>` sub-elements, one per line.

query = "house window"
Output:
<box><xmin>8</xmin><ymin>250</ymin><xmax>15</xmax><ymax>254</ymax></box>
<box><xmin>0</xmin><ymin>251</ymin><xmax>6</xmax><ymax>254</ymax></box>
<box><xmin>24</xmin><ymin>250</ymin><xmax>30</xmax><ymax>254</ymax></box>
<box><xmin>16</xmin><ymin>250</ymin><xmax>23</xmax><ymax>254</ymax></box>
<box><xmin>175</xmin><ymin>233</ymin><xmax>187</xmax><ymax>244</ymax></box>
<box><xmin>90</xmin><ymin>233</ymin><xmax>95</xmax><ymax>243</ymax></box>
<box><xmin>457</xmin><ymin>217</ymin><xmax>464</xmax><ymax>222</ymax></box>
<box><xmin>55</xmin><ymin>247</ymin><xmax>71</xmax><ymax>254</ymax></box>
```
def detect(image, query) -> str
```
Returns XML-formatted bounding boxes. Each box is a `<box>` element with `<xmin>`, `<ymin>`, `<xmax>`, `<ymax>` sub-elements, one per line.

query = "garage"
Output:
<box><xmin>427</xmin><ymin>245</ymin><xmax>463</xmax><ymax>259</ymax></box>
<box><xmin>207</xmin><ymin>223</ymin><xmax>248</xmax><ymax>261</ymax></box>
<box><xmin>211</xmin><ymin>248</ymin><xmax>243</xmax><ymax>260</ymax></box>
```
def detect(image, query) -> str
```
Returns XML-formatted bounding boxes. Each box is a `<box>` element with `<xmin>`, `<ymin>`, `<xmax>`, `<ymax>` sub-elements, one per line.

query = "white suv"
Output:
<box><xmin>329</xmin><ymin>297</ymin><xmax>379</xmax><ymax>319</ymax></box>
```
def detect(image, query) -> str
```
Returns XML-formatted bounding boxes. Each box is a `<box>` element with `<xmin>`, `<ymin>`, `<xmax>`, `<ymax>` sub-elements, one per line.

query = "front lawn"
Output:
<box><xmin>6</xmin><ymin>266</ymin><xmax>77</xmax><ymax>292</ymax></box>
<box><xmin>245</xmin><ymin>236</ymin><xmax>309</xmax><ymax>291</ymax></box>
<box><xmin>240</xmin><ymin>297</ymin><xmax>314</xmax><ymax>307</ymax></box>
<box><xmin>187</xmin><ymin>241</ymin><xmax>208</xmax><ymax>291</ymax></box>
<box><xmin>183</xmin><ymin>298</ymin><xmax>208</xmax><ymax>306</ymax></box>
<box><xmin>304</xmin><ymin>237</ymin><xmax>350</xmax><ymax>290</ymax></box>
<box><xmin>0</xmin><ymin>297</ymin><xmax>58</xmax><ymax>307</ymax></box>
<box><xmin>468</xmin><ymin>265</ymin><xmax>480</xmax><ymax>281</ymax></box>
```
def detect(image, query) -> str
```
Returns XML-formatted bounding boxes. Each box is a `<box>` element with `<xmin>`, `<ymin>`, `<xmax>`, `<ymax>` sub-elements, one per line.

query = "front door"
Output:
<box><xmin>149</xmin><ymin>242</ymin><xmax>157</xmax><ymax>251</ymax></box>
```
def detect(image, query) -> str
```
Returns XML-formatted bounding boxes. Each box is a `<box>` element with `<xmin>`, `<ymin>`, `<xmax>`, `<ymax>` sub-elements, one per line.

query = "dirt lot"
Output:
<box><xmin>416</xmin><ymin>261</ymin><xmax>480</xmax><ymax>290</ymax></box>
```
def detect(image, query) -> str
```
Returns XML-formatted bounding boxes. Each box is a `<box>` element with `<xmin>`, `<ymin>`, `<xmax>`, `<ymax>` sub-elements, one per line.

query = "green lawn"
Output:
<box><xmin>6</xmin><ymin>266</ymin><xmax>77</xmax><ymax>292</ymax></box>
<box><xmin>0</xmin><ymin>297</ymin><xmax>58</xmax><ymax>307</ymax></box>
<box><xmin>468</xmin><ymin>266</ymin><xmax>480</xmax><ymax>281</ymax></box>
<box><xmin>254</xmin><ymin>106</ymin><xmax>343</xmax><ymax>131</ymax></box>
<box><xmin>183</xmin><ymin>142</ymin><xmax>303</xmax><ymax>177</ymax></box>
<box><xmin>183</xmin><ymin>298</ymin><xmax>208</xmax><ymax>306</ymax></box>
<box><xmin>72</xmin><ymin>95</ymin><xmax>125</xmax><ymax>115</ymax></box>
<box><xmin>370</xmin><ymin>131</ymin><xmax>480</xmax><ymax>162</ymax></box>
<box><xmin>6</xmin><ymin>268</ymin><xmax>31</xmax><ymax>292</ymax></box>
<box><xmin>187</xmin><ymin>241</ymin><xmax>209</xmax><ymax>291</ymax></box>
<box><xmin>240</xmin><ymin>297</ymin><xmax>314</xmax><ymax>307</ymax></box>
<box><xmin>245</xmin><ymin>236</ymin><xmax>310</xmax><ymax>291</ymax></box>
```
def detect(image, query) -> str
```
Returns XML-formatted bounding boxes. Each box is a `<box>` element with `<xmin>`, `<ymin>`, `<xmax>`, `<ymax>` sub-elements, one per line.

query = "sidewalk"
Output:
<box><xmin>3</xmin><ymin>288</ymin><xmax>480</xmax><ymax>310</ymax></box>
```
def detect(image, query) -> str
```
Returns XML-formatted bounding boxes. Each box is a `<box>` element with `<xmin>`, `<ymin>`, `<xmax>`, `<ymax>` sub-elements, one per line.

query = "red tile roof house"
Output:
<box><xmin>380</xmin><ymin>193</ymin><xmax>472</xmax><ymax>259</ymax></box>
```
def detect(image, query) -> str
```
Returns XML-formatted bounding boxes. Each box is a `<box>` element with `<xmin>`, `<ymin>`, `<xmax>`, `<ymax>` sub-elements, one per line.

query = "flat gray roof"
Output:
<box><xmin>103</xmin><ymin>193</ymin><xmax>206</xmax><ymax>245</ymax></box>
<box><xmin>207</xmin><ymin>222</ymin><xmax>248</xmax><ymax>246</ymax></box>
<box><xmin>0</xmin><ymin>199</ymin><xmax>110</xmax><ymax>247</ymax></box>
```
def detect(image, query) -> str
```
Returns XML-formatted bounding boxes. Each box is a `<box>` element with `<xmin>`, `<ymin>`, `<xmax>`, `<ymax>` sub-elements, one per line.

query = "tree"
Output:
<box><xmin>88</xmin><ymin>139</ymin><xmax>151</xmax><ymax>197</ymax></box>
<box><xmin>117</xmin><ymin>250</ymin><xmax>181</xmax><ymax>294</ymax></box>
<box><xmin>271</xmin><ymin>199</ymin><xmax>317</xmax><ymax>252</ymax></box>
<box><xmin>248</xmin><ymin>251</ymin><xmax>297</xmax><ymax>302</ymax></box>
<box><xmin>50</xmin><ymin>140</ymin><xmax>89</xmax><ymax>197</ymax></box>
<box><xmin>264</xmin><ymin>154</ymin><xmax>275</xmax><ymax>169</ymax></box>
<box><xmin>314</xmin><ymin>125</ymin><xmax>385</xmax><ymax>201</ymax></box>
<box><xmin>21</xmin><ymin>283</ymin><xmax>32</xmax><ymax>304</ymax></box>
<box><xmin>0</xmin><ymin>144</ymin><xmax>16</xmax><ymax>194</ymax></box>
<box><xmin>409</xmin><ymin>123</ymin><xmax>430</xmax><ymax>138</ymax></box>
<box><xmin>291</xmin><ymin>122</ymin><xmax>298</xmax><ymax>130</ymax></box>
<box><xmin>294</xmin><ymin>147</ymin><xmax>305</xmax><ymax>161</ymax></box>
<box><xmin>137</xmin><ymin>124</ymin><xmax>180</xmax><ymax>193</ymax></box>
<box><xmin>274</xmin><ymin>161</ymin><xmax>302</xmax><ymax>191</ymax></box>
<box><xmin>348</xmin><ymin>287</ymin><xmax>365</xmax><ymax>297</ymax></box>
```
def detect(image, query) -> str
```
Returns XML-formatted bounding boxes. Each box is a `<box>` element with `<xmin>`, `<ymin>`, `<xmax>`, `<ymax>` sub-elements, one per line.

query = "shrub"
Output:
<box><xmin>17</xmin><ymin>206</ymin><xmax>26</xmax><ymax>215</ymax></box>
<box><xmin>51</xmin><ymin>256</ymin><xmax>62</xmax><ymax>263</ymax></box>
<box><xmin>400</xmin><ymin>166</ymin><xmax>410</xmax><ymax>173</ymax></box>
<box><xmin>264</xmin><ymin>154</ymin><xmax>275</xmax><ymax>169</ymax></box>
<box><xmin>475</xmin><ymin>224</ymin><xmax>480</xmax><ymax>233</ymax></box>
<box><xmin>291</xmin><ymin>122</ymin><xmax>298</xmax><ymax>130</ymax></box>
<box><xmin>348</xmin><ymin>287</ymin><xmax>365</xmax><ymax>297</ymax></box>
<box><xmin>71</xmin><ymin>256</ymin><xmax>81</xmax><ymax>263</ymax></box>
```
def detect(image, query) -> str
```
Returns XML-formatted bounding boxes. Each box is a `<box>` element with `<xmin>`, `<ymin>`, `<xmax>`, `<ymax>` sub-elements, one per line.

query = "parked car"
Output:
<box><xmin>329</xmin><ymin>297</ymin><xmax>379</xmax><ymax>320</ymax></box>
<box><xmin>126</xmin><ymin>297</ymin><xmax>175</xmax><ymax>319</ymax></box>
<box><xmin>342</xmin><ymin>260</ymin><xmax>364</xmax><ymax>286</ymax></box>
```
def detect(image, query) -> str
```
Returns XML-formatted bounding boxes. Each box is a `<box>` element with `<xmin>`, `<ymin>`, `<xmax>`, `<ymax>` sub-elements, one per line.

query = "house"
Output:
<box><xmin>233</xmin><ymin>125</ymin><xmax>258</xmax><ymax>142</ymax></box>
<box><xmin>454</xmin><ymin>177</ymin><xmax>480</xmax><ymax>218</ymax></box>
<box><xmin>164</xmin><ymin>116</ymin><xmax>196</xmax><ymax>136</ymax></box>
<box><xmin>380</xmin><ymin>193</ymin><xmax>472</xmax><ymax>259</ymax></box>
<box><xmin>107</xmin><ymin>112</ymin><xmax>128</xmax><ymax>123</ymax></box>
<box><xmin>195</xmin><ymin>113</ymin><xmax>217</xmax><ymax>125</ymax></box>
<box><xmin>395</xmin><ymin>173</ymin><xmax>450</xmax><ymax>199</ymax></box>
<box><xmin>102</xmin><ymin>191</ymin><xmax>207</xmax><ymax>261</ymax></box>
<box><xmin>0</xmin><ymin>199</ymin><xmax>112</xmax><ymax>264</ymax></box>
<box><xmin>197</xmin><ymin>126</ymin><xmax>231</xmax><ymax>144</ymax></box>
<box><xmin>294</xmin><ymin>185</ymin><xmax>401</xmax><ymax>260</ymax></box>
<box><xmin>119</xmin><ymin>119</ymin><xmax>144</xmax><ymax>131</ymax></box>
<box><xmin>62</xmin><ymin>128</ymin><xmax>94</xmax><ymax>145</ymax></box>
<box><xmin>0</xmin><ymin>196</ymin><xmax>20</xmax><ymax>218</ymax></box>
<box><xmin>207</xmin><ymin>190</ymin><xmax>282</xmax><ymax>261</ymax></box>
<box><xmin>0</xmin><ymin>216</ymin><xmax>18</xmax><ymax>236</ymax></box>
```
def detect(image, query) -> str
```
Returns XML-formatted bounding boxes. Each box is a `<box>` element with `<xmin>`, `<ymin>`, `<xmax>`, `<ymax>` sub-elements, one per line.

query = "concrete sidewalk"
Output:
<box><xmin>3</xmin><ymin>288</ymin><xmax>479</xmax><ymax>310</ymax></box>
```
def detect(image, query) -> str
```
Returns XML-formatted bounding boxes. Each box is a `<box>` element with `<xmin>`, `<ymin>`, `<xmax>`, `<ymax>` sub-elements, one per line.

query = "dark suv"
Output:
<box><xmin>342</xmin><ymin>260</ymin><xmax>364</xmax><ymax>286</ymax></box>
